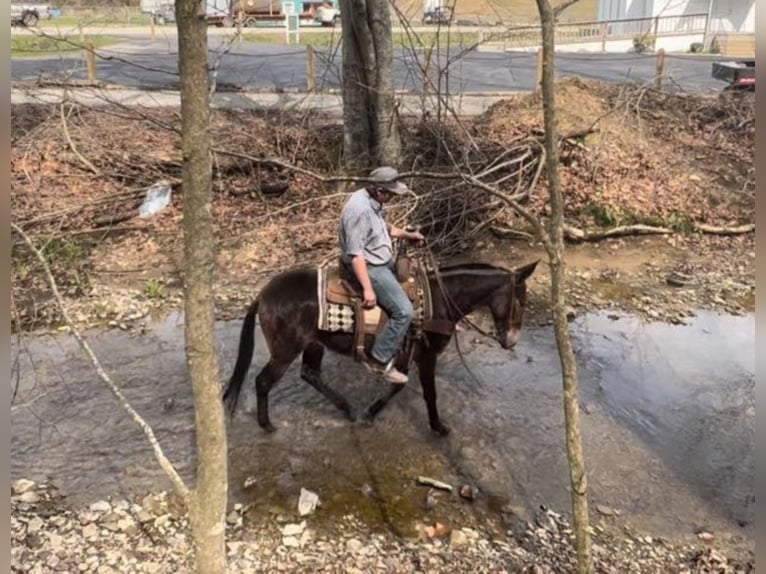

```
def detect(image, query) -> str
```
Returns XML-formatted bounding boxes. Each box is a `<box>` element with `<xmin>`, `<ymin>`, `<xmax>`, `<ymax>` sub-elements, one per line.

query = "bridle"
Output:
<box><xmin>421</xmin><ymin>242</ymin><xmax>518</xmax><ymax>343</ymax></box>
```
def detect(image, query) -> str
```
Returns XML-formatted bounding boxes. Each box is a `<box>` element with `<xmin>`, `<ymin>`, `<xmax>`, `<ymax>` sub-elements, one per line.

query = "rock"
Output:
<box><xmin>282</xmin><ymin>536</ymin><xmax>301</xmax><ymax>548</ymax></box>
<box><xmin>117</xmin><ymin>518</ymin><xmax>137</xmax><ymax>534</ymax></box>
<box><xmin>281</xmin><ymin>522</ymin><xmax>306</xmax><ymax>537</ymax></box>
<box><xmin>424</xmin><ymin>489</ymin><xmax>439</xmax><ymax>510</ymax></box>
<box><xmin>596</xmin><ymin>504</ymin><xmax>616</xmax><ymax>516</ymax></box>
<box><xmin>298</xmin><ymin>488</ymin><xmax>319</xmax><ymax>517</ymax></box>
<box><xmin>81</xmin><ymin>524</ymin><xmax>98</xmax><ymax>539</ymax></box>
<box><xmin>19</xmin><ymin>492</ymin><xmax>41</xmax><ymax>504</ymax></box>
<box><xmin>136</xmin><ymin>510</ymin><xmax>153</xmax><ymax>524</ymax></box>
<box><xmin>461</xmin><ymin>528</ymin><xmax>479</xmax><ymax>540</ymax></box>
<box><xmin>12</xmin><ymin>479</ymin><xmax>36</xmax><ymax>495</ymax></box>
<box><xmin>696</xmin><ymin>531</ymin><xmax>715</xmax><ymax>543</ymax></box>
<box><xmin>449</xmin><ymin>530</ymin><xmax>469</xmax><ymax>549</ymax></box>
<box><xmin>346</xmin><ymin>538</ymin><xmax>364</xmax><ymax>553</ymax></box>
<box><xmin>226</xmin><ymin>511</ymin><xmax>241</xmax><ymax>526</ymax></box>
<box><xmin>89</xmin><ymin>501</ymin><xmax>111</xmax><ymax>513</ymax></box>
<box><xmin>459</xmin><ymin>484</ymin><xmax>476</xmax><ymax>501</ymax></box>
<box><xmin>26</xmin><ymin>517</ymin><xmax>44</xmax><ymax>534</ymax></box>
<box><xmin>25</xmin><ymin>534</ymin><xmax>45</xmax><ymax>549</ymax></box>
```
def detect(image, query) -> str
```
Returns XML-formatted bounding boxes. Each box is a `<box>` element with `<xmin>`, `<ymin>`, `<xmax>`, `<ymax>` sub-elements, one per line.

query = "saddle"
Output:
<box><xmin>317</xmin><ymin>254</ymin><xmax>453</xmax><ymax>363</ymax></box>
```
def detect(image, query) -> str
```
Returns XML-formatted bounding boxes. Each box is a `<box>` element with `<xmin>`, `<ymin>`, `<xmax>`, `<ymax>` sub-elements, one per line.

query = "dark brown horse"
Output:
<box><xmin>223</xmin><ymin>258</ymin><xmax>539</xmax><ymax>435</ymax></box>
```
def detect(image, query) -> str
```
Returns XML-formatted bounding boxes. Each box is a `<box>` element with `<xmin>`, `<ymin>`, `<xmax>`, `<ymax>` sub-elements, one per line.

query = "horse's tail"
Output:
<box><xmin>223</xmin><ymin>297</ymin><xmax>259</xmax><ymax>417</ymax></box>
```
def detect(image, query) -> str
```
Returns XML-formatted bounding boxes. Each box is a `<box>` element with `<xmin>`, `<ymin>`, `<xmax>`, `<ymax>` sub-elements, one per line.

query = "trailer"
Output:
<box><xmin>204</xmin><ymin>0</ymin><xmax>337</xmax><ymax>27</ymax></box>
<box><xmin>712</xmin><ymin>60</ymin><xmax>755</xmax><ymax>91</ymax></box>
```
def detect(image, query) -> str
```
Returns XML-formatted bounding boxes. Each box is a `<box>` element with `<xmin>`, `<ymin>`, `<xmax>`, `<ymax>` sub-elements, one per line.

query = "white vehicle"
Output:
<box><xmin>315</xmin><ymin>1</ymin><xmax>339</xmax><ymax>26</ymax></box>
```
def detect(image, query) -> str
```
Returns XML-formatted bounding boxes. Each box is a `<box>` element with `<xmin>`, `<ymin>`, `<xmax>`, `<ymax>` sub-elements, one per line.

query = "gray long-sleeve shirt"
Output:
<box><xmin>339</xmin><ymin>188</ymin><xmax>393</xmax><ymax>266</ymax></box>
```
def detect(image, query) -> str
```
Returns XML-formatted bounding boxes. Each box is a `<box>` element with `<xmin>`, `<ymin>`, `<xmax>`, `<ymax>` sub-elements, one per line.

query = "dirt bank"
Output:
<box><xmin>10</xmin><ymin>78</ymin><xmax>755</xmax><ymax>334</ymax></box>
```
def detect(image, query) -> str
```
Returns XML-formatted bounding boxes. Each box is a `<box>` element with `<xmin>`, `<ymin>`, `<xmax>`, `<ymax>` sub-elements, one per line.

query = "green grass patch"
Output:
<box><xmin>584</xmin><ymin>202</ymin><xmax>696</xmax><ymax>233</ymax></box>
<box><xmin>241</xmin><ymin>29</ymin><xmax>481</xmax><ymax>49</ymax></box>
<box><xmin>12</xmin><ymin>35</ymin><xmax>119</xmax><ymax>57</ymax></box>
<box><xmin>38</xmin><ymin>7</ymin><xmax>154</xmax><ymax>28</ymax></box>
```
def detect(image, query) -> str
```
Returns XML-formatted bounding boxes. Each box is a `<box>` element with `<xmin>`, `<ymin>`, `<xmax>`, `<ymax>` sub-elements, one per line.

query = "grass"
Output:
<box><xmin>584</xmin><ymin>202</ymin><xmax>696</xmax><ymax>233</ymax></box>
<box><xmin>241</xmin><ymin>29</ymin><xmax>482</xmax><ymax>48</ymax></box>
<box><xmin>11</xmin><ymin>35</ymin><xmax>119</xmax><ymax>57</ymax></box>
<box><xmin>37</xmin><ymin>7</ymin><xmax>154</xmax><ymax>28</ymax></box>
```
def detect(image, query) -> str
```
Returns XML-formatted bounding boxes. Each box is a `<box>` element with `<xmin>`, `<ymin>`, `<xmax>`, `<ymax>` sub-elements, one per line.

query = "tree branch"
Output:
<box><xmin>60</xmin><ymin>102</ymin><xmax>99</xmax><ymax>175</ymax></box>
<box><xmin>10</xmin><ymin>222</ymin><xmax>191</xmax><ymax>503</ymax></box>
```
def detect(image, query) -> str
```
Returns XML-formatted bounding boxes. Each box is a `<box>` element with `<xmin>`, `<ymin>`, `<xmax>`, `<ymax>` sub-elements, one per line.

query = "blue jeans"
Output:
<box><xmin>367</xmin><ymin>263</ymin><xmax>414</xmax><ymax>364</ymax></box>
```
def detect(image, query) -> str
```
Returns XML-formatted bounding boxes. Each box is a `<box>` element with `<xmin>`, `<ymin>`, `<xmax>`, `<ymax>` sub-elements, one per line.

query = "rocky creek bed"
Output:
<box><xmin>11</xmin><ymin>479</ymin><xmax>755</xmax><ymax>573</ymax></box>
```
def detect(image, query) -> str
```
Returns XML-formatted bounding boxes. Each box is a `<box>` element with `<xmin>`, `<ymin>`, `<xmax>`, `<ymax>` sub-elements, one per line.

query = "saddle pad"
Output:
<box><xmin>317</xmin><ymin>261</ymin><xmax>430</xmax><ymax>335</ymax></box>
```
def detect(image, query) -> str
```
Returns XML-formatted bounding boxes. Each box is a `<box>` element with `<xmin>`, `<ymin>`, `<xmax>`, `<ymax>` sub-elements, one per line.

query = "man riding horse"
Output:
<box><xmin>338</xmin><ymin>166</ymin><xmax>425</xmax><ymax>384</ymax></box>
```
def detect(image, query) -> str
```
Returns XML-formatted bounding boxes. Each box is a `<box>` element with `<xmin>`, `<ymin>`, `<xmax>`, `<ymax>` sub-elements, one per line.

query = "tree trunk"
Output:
<box><xmin>340</xmin><ymin>0</ymin><xmax>400</xmax><ymax>171</ymax></box>
<box><xmin>534</xmin><ymin>1</ymin><xmax>593</xmax><ymax>572</ymax></box>
<box><xmin>176</xmin><ymin>0</ymin><xmax>229</xmax><ymax>572</ymax></box>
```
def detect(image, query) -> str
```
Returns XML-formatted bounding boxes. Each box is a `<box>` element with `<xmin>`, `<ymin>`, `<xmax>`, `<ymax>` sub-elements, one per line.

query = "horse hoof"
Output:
<box><xmin>261</xmin><ymin>422</ymin><xmax>277</xmax><ymax>433</ymax></box>
<box><xmin>359</xmin><ymin>412</ymin><xmax>375</xmax><ymax>427</ymax></box>
<box><xmin>431</xmin><ymin>423</ymin><xmax>450</xmax><ymax>436</ymax></box>
<box><xmin>346</xmin><ymin>410</ymin><xmax>358</xmax><ymax>422</ymax></box>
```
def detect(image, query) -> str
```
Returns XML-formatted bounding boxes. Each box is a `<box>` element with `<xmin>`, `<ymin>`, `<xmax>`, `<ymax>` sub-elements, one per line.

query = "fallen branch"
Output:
<box><xmin>10</xmin><ymin>222</ymin><xmax>191</xmax><ymax>503</ymax></box>
<box><xmin>563</xmin><ymin>223</ymin><xmax>672</xmax><ymax>242</ymax></box>
<box><xmin>60</xmin><ymin>103</ymin><xmax>99</xmax><ymax>175</ymax></box>
<box><xmin>563</xmin><ymin>222</ymin><xmax>756</xmax><ymax>242</ymax></box>
<box><xmin>416</xmin><ymin>476</ymin><xmax>453</xmax><ymax>492</ymax></box>
<box><xmin>694</xmin><ymin>223</ymin><xmax>755</xmax><ymax>236</ymax></box>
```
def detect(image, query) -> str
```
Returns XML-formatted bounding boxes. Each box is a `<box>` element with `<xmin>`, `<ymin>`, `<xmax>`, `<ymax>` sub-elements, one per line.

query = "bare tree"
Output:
<box><xmin>339</xmin><ymin>0</ymin><xmax>400</xmax><ymax>170</ymax></box>
<box><xmin>535</xmin><ymin>0</ymin><xmax>592</xmax><ymax>572</ymax></box>
<box><xmin>175</xmin><ymin>0</ymin><xmax>229</xmax><ymax>571</ymax></box>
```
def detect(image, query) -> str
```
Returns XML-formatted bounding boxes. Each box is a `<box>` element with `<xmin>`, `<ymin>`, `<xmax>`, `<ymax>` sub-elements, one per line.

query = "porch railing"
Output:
<box><xmin>484</xmin><ymin>12</ymin><xmax>709</xmax><ymax>49</ymax></box>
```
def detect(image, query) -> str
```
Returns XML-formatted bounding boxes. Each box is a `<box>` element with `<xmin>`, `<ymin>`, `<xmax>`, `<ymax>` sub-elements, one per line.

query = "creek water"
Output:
<box><xmin>10</xmin><ymin>308</ymin><xmax>754</xmax><ymax>543</ymax></box>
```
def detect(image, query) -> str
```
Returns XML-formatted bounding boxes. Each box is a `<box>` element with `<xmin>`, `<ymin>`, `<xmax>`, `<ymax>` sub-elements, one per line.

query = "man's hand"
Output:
<box><xmin>407</xmin><ymin>230</ymin><xmax>425</xmax><ymax>244</ymax></box>
<box><xmin>362</xmin><ymin>287</ymin><xmax>377</xmax><ymax>309</ymax></box>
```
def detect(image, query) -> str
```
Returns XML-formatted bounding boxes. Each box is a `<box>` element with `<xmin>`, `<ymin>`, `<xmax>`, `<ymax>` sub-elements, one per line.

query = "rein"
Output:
<box><xmin>420</xmin><ymin>243</ymin><xmax>516</xmax><ymax>389</ymax></box>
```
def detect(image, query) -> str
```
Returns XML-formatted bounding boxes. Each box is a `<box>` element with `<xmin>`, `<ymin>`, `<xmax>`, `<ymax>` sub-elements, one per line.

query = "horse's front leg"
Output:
<box><xmin>360</xmin><ymin>346</ymin><xmax>410</xmax><ymax>424</ymax></box>
<box><xmin>417</xmin><ymin>346</ymin><xmax>450</xmax><ymax>436</ymax></box>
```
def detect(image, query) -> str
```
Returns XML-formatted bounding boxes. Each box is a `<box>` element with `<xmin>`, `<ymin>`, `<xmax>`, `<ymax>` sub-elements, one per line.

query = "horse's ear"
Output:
<box><xmin>515</xmin><ymin>259</ymin><xmax>540</xmax><ymax>283</ymax></box>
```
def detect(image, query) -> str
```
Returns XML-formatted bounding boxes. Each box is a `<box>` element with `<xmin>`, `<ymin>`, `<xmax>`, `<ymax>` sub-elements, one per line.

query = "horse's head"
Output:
<box><xmin>487</xmin><ymin>259</ymin><xmax>539</xmax><ymax>349</ymax></box>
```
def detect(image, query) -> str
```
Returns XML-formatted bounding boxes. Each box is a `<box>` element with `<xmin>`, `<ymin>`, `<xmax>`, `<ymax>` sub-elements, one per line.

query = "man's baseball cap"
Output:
<box><xmin>369</xmin><ymin>166</ymin><xmax>409</xmax><ymax>195</ymax></box>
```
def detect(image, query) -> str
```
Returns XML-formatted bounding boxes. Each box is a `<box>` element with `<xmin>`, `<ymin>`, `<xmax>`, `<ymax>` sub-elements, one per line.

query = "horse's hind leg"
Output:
<box><xmin>255</xmin><ymin>355</ymin><xmax>296</xmax><ymax>433</ymax></box>
<box><xmin>300</xmin><ymin>343</ymin><xmax>355</xmax><ymax>421</ymax></box>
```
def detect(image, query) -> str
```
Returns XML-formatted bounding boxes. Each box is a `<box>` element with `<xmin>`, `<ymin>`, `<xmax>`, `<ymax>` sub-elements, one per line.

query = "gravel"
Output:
<box><xmin>12</xmin><ymin>480</ymin><xmax>755</xmax><ymax>574</ymax></box>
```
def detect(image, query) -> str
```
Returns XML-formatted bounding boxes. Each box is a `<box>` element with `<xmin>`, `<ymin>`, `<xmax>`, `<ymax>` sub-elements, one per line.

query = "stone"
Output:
<box><xmin>19</xmin><ymin>492</ymin><xmax>41</xmax><ymax>504</ymax></box>
<box><xmin>346</xmin><ymin>538</ymin><xmax>364</xmax><ymax>553</ymax></box>
<box><xmin>298</xmin><ymin>488</ymin><xmax>319</xmax><ymax>517</ymax></box>
<box><xmin>81</xmin><ymin>524</ymin><xmax>99</xmax><ymax>539</ymax></box>
<box><xmin>449</xmin><ymin>530</ymin><xmax>469</xmax><ymax>549</ymax></box>
<box><xmin>596</xmin><ymin>505</ymin><xmax>616</xmax><ymax>516</ymax></box>
<box><xmin>12</xmin><ymin>479</ymin><xmax>36</xmax><ymax>495</ymax></box>
<box><xmin>26</xmin><ymin>517</ymin><xmax>44</xmax><ymax>534</ymax></box>
<box><xmin>89</xmin><ymin>501</ymin><xmax>111</xmax><ymax>513</ymax></box>
<box><xmin>282</xmin><ymin>536</ymin><xmax>301</xmax><ymax>548</ymax></box>
<box><xmin>282</xmin><ymin>522</ymin><xmax>306</xmax><ymax>537</ymax></box>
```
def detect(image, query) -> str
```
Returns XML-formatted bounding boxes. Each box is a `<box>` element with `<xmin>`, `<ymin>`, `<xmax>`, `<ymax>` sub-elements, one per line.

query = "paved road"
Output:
<box><xmin>11</xmin><ymin>32</ymin><xmax>732</xmax><ymax>93</ymax></box>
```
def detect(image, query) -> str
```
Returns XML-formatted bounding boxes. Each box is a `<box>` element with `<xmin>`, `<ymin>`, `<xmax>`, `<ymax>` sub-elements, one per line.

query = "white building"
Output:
<box><xmin>598</xmin><ymin>0</ymin><xmax>754</xmax><ymax>33</ymax></box>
